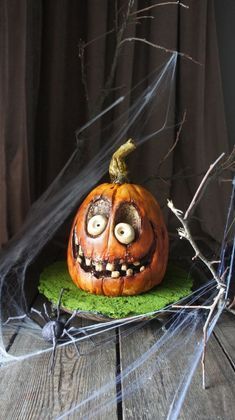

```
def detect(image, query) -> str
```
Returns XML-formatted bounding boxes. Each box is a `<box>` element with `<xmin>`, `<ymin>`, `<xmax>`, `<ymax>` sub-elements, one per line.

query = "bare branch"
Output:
<box><xmin>168</xmin><ymin>155</ymin><xmax>235</xmax><ymax>389</ymax></box>
<box><xmin>130</xmin><ymin>1</ymin><xmax>189</xmax><ymax>16</ymax></box>
<box><xmin>145</xmin><ymin>146</ymin><xmax>234</xmax><ymax>189</ymax></box>
<box><xmin>115</xmin><ymin>0</ymin><xmax>118</xmax><ymax>33</ymax></box>
<box><xmin>184</xmin><ymin>153</ymin><xmax>225</xmax><ymax>220</ymax></box>
<box><xmin>82</xmin><ymin>29</ymin><xmax>116</xmax><ymax>49</ymax></box>
<box><xmin>157</xmin><ymin>110</ymin><xmax>186</xmax><ymax>173</ymax></box>
<box><xmin>221</xmin><ymin>145</ymin><xmax>235</xmax><ymax>171</ymax></box>
<box><xmin>174</xmin><ymin>287</ymin><xmax>225</xmax><ymax>389</ymax></box>
<box><xmin>90</xmin><ymin>0</ymin><xmax>134</xmax><ymax>117</ymax></box>
<box><xmin>166</xmin><ymin>153</ymin><xmax>232</xmax><ymax>288</ymax></box>
<box><xmin>167</xmin><ymin>200</ymin><xmax>224</xmax><ymax>287</ymax></box>
<box><xmin>78</xmin><ymin>40</ymin><xmax>90</xmax><ymax>109</ymax></box>
<box><xmin>77</xmin><ymin>0</ymin><xmax>203</xmax><ymax>117</ymax></box>
<box><xmin>119</xmin><ymin>37</ymin><xmax>202</xmax><ymax>65</ymax></box>
<box><xmin>132</xmin><ymin>15</ymin><xmax>155</xmax><ymax>21</ymax></box>
<box><xmin>228</xmin><ymin>296</ymin><xmax>235</xmax><ymax>309</ymax></box>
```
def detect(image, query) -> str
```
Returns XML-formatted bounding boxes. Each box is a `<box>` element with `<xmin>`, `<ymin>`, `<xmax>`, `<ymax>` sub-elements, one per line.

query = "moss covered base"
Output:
<box><xmin>39</xmin><ymin>261</ymin><xmax>193</xmax><ymax>319</ymax></box>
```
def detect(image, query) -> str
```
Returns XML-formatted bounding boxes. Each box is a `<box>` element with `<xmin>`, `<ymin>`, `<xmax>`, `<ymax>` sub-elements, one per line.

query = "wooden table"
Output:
<box><xmin>0</xmin><ymin>309</ymin><xmax>234</xmax><ymax>420</ymax></box>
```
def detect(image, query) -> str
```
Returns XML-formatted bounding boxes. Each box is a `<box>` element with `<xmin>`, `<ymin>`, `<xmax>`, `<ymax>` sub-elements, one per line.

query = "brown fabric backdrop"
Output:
<box><xmin>0</xmin><ymin>0</ymin><xmax>230</xmax><ymax>248</ymax></box>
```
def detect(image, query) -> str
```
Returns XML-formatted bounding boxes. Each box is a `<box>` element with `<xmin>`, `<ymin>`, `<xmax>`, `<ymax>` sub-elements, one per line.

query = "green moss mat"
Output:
<box><xmin>39</xmin><ymin>261</ymin><xmax>193</xmax><ymax>319</ymax></box>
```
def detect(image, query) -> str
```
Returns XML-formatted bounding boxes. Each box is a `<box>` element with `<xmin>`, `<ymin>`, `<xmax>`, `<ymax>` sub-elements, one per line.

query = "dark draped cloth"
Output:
<box><xmin>0</xmin><ymin>0</ymin><xmax>230</xmax><ymax>248</ymax></box>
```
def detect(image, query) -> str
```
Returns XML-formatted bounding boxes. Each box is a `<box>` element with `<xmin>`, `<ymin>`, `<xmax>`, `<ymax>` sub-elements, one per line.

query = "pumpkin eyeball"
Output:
<box><xmin>87</xmin><ymin>215</ymin><xmax>107</xmax><ymax>236</ymax></box>
<box><xmin>114</xmin><ymin>222</ymin><xmax>135</xmax><ymax>245</ymax></box>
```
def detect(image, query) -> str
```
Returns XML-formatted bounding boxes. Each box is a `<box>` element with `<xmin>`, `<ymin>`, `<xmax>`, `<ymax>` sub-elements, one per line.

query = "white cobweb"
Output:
<box><xmin>0</xmin><ymin>51</ymin><xmax>234</xmax><ymax>419</ymax></box>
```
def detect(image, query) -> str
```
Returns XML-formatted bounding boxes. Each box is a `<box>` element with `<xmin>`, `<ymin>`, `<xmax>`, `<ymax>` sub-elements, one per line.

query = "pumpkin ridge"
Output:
<box><xmin>100</xmin><ymin>183</ymin><xmax>116</xmax><ymax>201</ymax></box>
<box><xmin>131</xmin><ymin>184</ymin><xmax>147</xmax><ymax>204</ymax></box>
<box><xmin>110</xmin><ymin>183</ymin><xmax>119</xmax><ymax>207</ymax></box>
<box><xmin>125</xmin><ymin>183</ymin><xmax>135</xmax><ymax>203</ymax></box>
<box><xmin>105</xmin><ymin>186</ymin><xmax>118</xmax><ymax>256</ymax></box>
<box><xmin>101</xmin><ymin>276</ymin><xmax>104</xmax><ymax>296</ymax></box>
<box><xmin>67</xmin><ymin>140</ymin><xmax>169</xmax><ymax>296</ymax></box>
<box><xmin>120</xmin><ymin>276</ymin><xmax>125</xmax><ymax>295</ymax></box>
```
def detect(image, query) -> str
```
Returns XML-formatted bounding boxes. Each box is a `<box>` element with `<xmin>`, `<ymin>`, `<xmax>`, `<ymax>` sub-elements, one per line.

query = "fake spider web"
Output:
<box><xmin>0</xmin><ymin>51</ymin><xmax>234</xmax><ymax>420</ymax></box>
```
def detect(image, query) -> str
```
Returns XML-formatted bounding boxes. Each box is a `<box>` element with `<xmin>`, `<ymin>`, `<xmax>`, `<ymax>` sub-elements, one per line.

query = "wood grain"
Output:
<box><xmin>119</xmin><ymin>313</ymin><xmax>235</xmax><ymax>420</ymax></box>
<box><xmin>1</xmin><ymin>305</ymin><xmax>234</xmax><ymax>420</ymax></box>
<box><xmin>213</xmin><ymin>310</ymin><xmax>235</xmax><ymax>368</ymax></box>
<box><xmin>0</xmin><ymin>316</ymin><xmax>118</xmax><ymax>419</ymax></box>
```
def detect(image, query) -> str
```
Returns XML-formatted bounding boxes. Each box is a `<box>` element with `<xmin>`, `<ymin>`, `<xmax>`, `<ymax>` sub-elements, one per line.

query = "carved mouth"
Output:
<box><xmin>72</xmin><ymin>227</ymin><xmax>156</xmax><ymax>279</ymax></box>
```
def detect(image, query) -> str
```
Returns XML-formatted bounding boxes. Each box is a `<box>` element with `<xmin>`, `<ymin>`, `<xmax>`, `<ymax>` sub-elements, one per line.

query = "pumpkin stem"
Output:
<box><xmin>109</xmin><ymin>139</ymin><xmax>136</xmax><ymax>184</ymax></box>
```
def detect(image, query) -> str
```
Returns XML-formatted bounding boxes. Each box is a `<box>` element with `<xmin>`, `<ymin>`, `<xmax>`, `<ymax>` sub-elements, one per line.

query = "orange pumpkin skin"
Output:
<box><xmin>67</xmin><ymin>184</ymin><xmax>168</xmax><ymax>296</ymax></box>
<box><xmin>67</xmin><ymin>182</ymin><xmax>169</xmax><ymax>296</ymax></box>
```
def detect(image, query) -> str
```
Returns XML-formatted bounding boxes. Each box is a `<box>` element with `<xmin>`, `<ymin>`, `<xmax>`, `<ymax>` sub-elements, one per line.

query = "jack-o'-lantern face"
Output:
<box><xmin>67</xmin><ymin>182</ymin><xmax>168</xmax><ymax>296</ymax></box>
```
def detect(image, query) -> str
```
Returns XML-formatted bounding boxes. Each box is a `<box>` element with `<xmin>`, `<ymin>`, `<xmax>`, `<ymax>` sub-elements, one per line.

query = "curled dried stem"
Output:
<box><xmin>109</xmin><ymin>139</ymin><xmax>136</xmax><ymax>183</ymax></box>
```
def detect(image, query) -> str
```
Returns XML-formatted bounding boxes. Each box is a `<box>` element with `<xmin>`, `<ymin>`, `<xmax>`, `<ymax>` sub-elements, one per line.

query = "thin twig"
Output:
<box><xmin>101</xmin><ymin>84</ymin><xmax>126</xmax><ymax>93</ymax></box>
<box><xmin>167</xmin><ymin>200</ymin><xmax>224</xmax><ymax>287</ymax></box>
<box><xmin>130</xmin><ymin>1</ymin><xmax>189</xmax><ymax>16</ymax></box>
<box><xmin>228</xmin><ymin>296</ymin><xmax>235</xmax><ymax>309</ymax></box>
<box><xmin>201</xmin><ymin>287</ymin><xmax>225</xmax><ymax>388</ymax></box>
<box><xmin>144</xmin><ymin>168</ymin><xmax>204</xmax><ymax>186</ymax></box>
<box><xmin>168</xmin><ymin>152</ymin><xmax>228</xmax><ymax>283</ymax></box>
<box><xmin>157</xmin><ymin>110</ymin><xmax>186</xmax><ymax>173</ymax></box>
<box><xmin>168</xmin><ymin>154</ymin><xmax>233</xmax><ymax>389</ymax></box>
<box><xmin>145</xmin><ymin>146</ymin><xmax>234</xmax><ymax>187</ymax></box>
<box><xmin>173</xmin><ymin>285</ymin><xmax>226</xmax><ymax>389</ymax></box>
<box><xmin>90</xmin><ymin>0</ymin><xmax>134</xmax><ymax>117</ymax></box>
<box><xmin>78</xmin><ymin>40</ymin><xmax>90</xmax><ymax>109</ymax></box>
<box><xmin>132</xmin><ymin>15</ymin><xmax>155</xmax><ymax>21</ymax></box>
<box><xmin>184</xmin><ymin>153</ymin><xmax>225</xmax><ymax>220</ymax></box>
<box><xmin>115</xmin><ymin>0</ymin><xmax>118</xmax><ymax>33</ymax></box>
<box><xmin>119</xmin><ymin>37</ymin><xmax>202</xmax><ymax>65</ymax></box>
<box><xmin>221</xmin><ymin>146</ymin><xmax>235</xmax><ymax>171</ymax></box>
<box><xmin>82</xmin><ymin>29</ymin><xmax>116</xmax><ymax>49</ymax></box>
<box><xmin>78</xmin><ymin>0</ymin><xmax>201</xmax><ymax>117</ymax></box>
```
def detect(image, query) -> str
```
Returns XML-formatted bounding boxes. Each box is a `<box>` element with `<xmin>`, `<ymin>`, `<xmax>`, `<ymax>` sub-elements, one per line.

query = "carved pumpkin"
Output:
<box><xmin>67</xmin><ymin>139</ymin><xmax>168</xmax><ymax>296</ymax></box>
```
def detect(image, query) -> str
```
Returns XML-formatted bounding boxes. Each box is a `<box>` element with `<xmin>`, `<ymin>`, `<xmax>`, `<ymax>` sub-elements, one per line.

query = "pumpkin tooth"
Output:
<box><xmin>133</xmin><ymin>261</ymin><xmax>140</xmax><ymax>266</ymax></box>
<box><xmin>79</xmin><ymin>245</ymin><xmax>84</xmax><ymax>256</ymax></box>
<box><xmin>121</xmin><ymin>264</ymin><xmax>127</xmax><ymax>271</ymax></box>
<box><xmin>106</xmin><ymin>262</ymin><xmax>114</xmax><ymax>271</ymax></box>
<box><xmin>76</xmin><ymin>256</ymin><xmax>82</xmax><ymax>264</ymax></box>
<box><xmin>85</xmin><ymin>258</ymin><xmax>91</xmax><ymax>266</ymax></box>
<box><xmin>126</xmin><ymin>268</ymin><xmax>133</xmax><ymax>277</ymax></box>
<box><xmin>95</xmin><ymin>262</ymin><xmax>103</xmax><ymax>272</ymax></box>
<box><xmin>140</xmin><ymin>265</ymin><xmax>145</xmax><ymax>272</ymax></box>
<box><xmin>74</xmin><ymin>230</ymin><xmax>79</xmax><ymax>245</ymax></box>
<box><xmin>111</xmin><ymin>271</ymin><xmax>120</xmax><ymax>278</ymax></box>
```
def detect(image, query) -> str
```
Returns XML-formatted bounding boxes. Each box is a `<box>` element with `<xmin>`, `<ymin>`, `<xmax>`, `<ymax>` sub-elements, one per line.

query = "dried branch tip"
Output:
<box><xmin>109</xmin><ymin>138</ymin><xmax>136</xmax><ymax>184</ymax></box>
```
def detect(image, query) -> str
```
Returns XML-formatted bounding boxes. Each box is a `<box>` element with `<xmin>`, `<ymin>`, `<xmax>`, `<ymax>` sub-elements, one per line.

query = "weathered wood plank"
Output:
<box><xmin>0</xmin><ymin>315</ymin><xmax>118</xmax><ymax>419</ymax></box>
<box><xmin>179</xmin><ymin>336</ymin><xmax>235</xmax><ymax>419</ymax></box>
<box><xmin>2</xmin><ymin>304</ymin><xmax>234</xmax><ymax>419</ymax></box>
<box><xmin>1</xmin><ymin>294</ymin><xmax>53</xmax><ymax>355</ymax></box>
<box><xmin>119</xmin><ymin>315</ymin><xmax>235</xmax><ymax>420</ymax></box>
<box><xmin>213</xmin><ymin>311</ymin><xmax>235</xmax><ymax>368</ymax></box>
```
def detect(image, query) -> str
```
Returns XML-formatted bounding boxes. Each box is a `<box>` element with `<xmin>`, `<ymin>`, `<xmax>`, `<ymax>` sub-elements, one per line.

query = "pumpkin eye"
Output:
<box><xmin>87</xmin><ymin>215</ymin><xmax>107</xmax><ymax>236</ymax></box>
<box><xmin>114</xmin><ymin>223</ymin><xmax>135</xmax><ymax>245</ymax></box>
